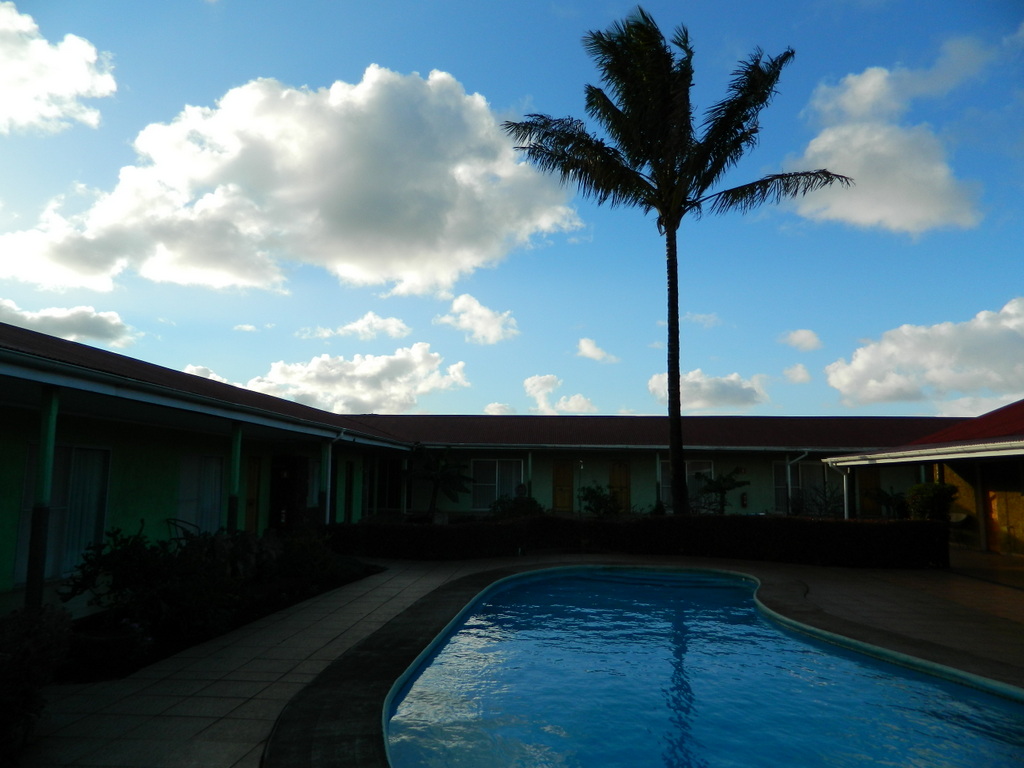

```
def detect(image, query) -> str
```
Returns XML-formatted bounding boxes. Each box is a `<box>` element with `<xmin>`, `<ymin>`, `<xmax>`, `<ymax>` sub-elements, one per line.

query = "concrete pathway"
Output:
<box><xmin>18</xmin><ymin>551</ymin><xmax>1024</xmax><ymax>768</ymax></box>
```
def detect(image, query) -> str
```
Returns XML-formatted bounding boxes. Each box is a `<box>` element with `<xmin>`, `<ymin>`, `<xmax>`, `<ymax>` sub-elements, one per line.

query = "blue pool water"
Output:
<box><xmin>386</xmin><ymin>568</ymin><xmax>1024</xmax><ymax>768</ymax></box>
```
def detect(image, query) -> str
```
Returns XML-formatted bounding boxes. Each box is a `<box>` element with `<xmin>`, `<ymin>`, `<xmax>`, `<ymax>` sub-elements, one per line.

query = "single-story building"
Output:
<box><xmin>825</xmin><ymin>398</ymin><xmax>1024</xmax><ymax>555</ymax></box>
<box><xmin>0</xmin><ymin>322</ymin><xmax>409</xmax><ymax>610</ymax></box>
<box><xmin>342</xmin><ymin>413</ymin><xmax>962</xmax><ymax>520</ymax></box>
<box><xmin>1</xmin><ymin>321</ymin><xmax>964</xmax><ymax>609</ymax></box>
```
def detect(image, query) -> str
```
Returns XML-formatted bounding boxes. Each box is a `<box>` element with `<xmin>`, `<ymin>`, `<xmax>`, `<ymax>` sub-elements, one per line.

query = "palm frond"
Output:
<box><xmin>582</xmin><ymin>8</ymin><xmax>689</xmax><ymax>173</ymax></box>
<box><xmin>694</xmin><ymin>48</ymin><xmax>795</xmax><ymax>195</ymax></box>
<box><xmin>583</xmin><ymin>8</ymin><xmax>669</xmax><ymax>108</ymax></box>
<box><xmin>502</xmin><ymin>114</ymin><xmax>653</xmax><ymax>209</ymax></box>
<box><xmin>505</xmin><ymin>9</ymin><xmax>850</xmax><ymax>229</ymax></box>
<box><xmin>575</xmin><ymin>9</ymin><xmax>699</xmax><ymax>226</ymax></box>
<box><xmin>702</xmin><ymin>170</ymin><xmax>853</xmax><ymax>216</ymax></box>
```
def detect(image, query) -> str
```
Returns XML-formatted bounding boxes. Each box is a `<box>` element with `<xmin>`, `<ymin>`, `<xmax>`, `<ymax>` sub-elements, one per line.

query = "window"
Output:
<box><xmin>687</xmin><ymin>461</ymin><xmax>714</xmax><ymax>498</ymax></box>
<box><xmin>660</xmin><ymin>459</ymin><xmax>713</xmax><ymax>511</ymax></box>
<box><xmin>472</xmin><ymin>460</ymin><xmax>522</xmax><ymax>510</ymax></box>
<box><xmin>363</xmin><ymin>457</ymin><xmax>404</xmax><ymax>517</ymax></box>
<box><xmin>800</xmin><ymin>462</ymin><xmax>825</xmax><ymax>503</ymax></box>
<box><xmin>17</xmin><ymin>445</ymin><xmax>110</xmax><ymax>582</ymax></box>
<box><xmin>798</xmin><ymin>461</ymin><xmax>842</xmax><ymax>517</ymax></box>
<box><xmin>774</xmin><ymin>462</ymin><xmax>794</xmax><ymax>513</ymax></box>
<box><xmin>179</xmin><ymin>455</ymin><xmax>224</xmax><ymax>531</ymax></box>
<box><xmin>774</xmin><ymin>461</ymin><xmax>831</xmax><ymax>515</ymax></box>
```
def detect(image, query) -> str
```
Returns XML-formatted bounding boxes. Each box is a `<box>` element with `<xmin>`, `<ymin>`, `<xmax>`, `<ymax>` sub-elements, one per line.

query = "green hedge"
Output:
<box><xmin>59</xmin><ymin>524</ymin><xmax>383</xmax><ymax>681</ymax></box>
<box><xmin>331</xmin><ymin>515</ymin><xmax>949</xmax><ymax>569</ymax></box>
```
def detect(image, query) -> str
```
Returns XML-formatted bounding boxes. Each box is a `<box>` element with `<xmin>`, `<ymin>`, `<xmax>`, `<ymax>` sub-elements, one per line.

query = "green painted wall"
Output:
<box><xmin>0</xmin><ymin>401</ymin><xmax>347</xmax><ymax>595</ymax></box>
<box><xmin>55</xmin><ymin>413</ymin><xmax>227</xmax><ymax>535</ymax></box>
<box><xmin>411</xmin><ymin>449</ymin><xmax>876</xmax><ymax>519</ymax></box>
<box><xmin>333</xmin><ymin>452</ymin><xmax>366</xmax><ymax>524</ymax></box>
<box><xmin>413</xmin><ymin>450</ymin><xmax>666</xmax><ymax>517</ymax></box>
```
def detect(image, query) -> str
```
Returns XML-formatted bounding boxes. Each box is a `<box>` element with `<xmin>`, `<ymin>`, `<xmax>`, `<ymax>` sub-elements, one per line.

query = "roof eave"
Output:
<box><xmin>408</xmin><ymin>441</ymin><xmax>891</xmax><ymax>453</ymax></box>
<box><xmin>824</xmin><ymin>440</ymin><xmax>1024</xmax><ymax>467</ymax></box>
<box><xmin>0</xmin><ymin>350</ymin><xmax>409</xmax><ymax>450</ymax></box>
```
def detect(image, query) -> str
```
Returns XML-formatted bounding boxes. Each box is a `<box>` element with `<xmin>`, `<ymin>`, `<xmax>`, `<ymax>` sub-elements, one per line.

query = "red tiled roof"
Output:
<box><xmin>907</xmin><ymin>397</ymin><xmax>1024</xmax><ymax>446</ymax></box>
<box><xmin>1</xmin><ymin>322</ymin><xmax>963</xmax><ymax>451</ymax></box>
<box><xmin>341</xmin><ymin>413</ymin><xmax>961</xmax><ymax>451</ymax></box>
<box><xmin>0</xmin><ymin>321</ymin><xmax>363</xmax><ymax>432</ymax></box>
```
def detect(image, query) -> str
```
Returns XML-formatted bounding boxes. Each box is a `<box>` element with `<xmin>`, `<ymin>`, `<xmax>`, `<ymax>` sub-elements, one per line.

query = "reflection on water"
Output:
<box><xmin>387</xmin><ymin>569</ymin><xmax>1024</xmax><ymax>768</ymax></box>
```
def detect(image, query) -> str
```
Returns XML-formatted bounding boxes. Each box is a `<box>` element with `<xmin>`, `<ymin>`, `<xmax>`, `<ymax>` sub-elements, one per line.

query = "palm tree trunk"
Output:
<box><xmin>665</xmin><ymin>226</ymin><xmax>689</xmax><ymax>513</ymax></box>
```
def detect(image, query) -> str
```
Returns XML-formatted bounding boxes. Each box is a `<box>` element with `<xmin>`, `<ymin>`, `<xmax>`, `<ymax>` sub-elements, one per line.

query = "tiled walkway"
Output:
<box><xmin>18</xmin><ymin>551</ymin><xmax>1024</xmax><ymax>768</ymax></box>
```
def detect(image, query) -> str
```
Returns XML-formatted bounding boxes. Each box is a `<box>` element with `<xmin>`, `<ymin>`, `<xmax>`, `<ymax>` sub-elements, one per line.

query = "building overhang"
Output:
<box><xmin>0</xmin><ymin>351</ymin><xmax>408</xmax><ymax>451</ymax></box>
<box><xmin>411</xmin><ymin>442</ymin><xmax>887</xmax><ymax>454</ymax></box>
<box><xmin>824</xmin><ymin>439</ymin><xmax>1024</xmax><ymax>468</ymax></box>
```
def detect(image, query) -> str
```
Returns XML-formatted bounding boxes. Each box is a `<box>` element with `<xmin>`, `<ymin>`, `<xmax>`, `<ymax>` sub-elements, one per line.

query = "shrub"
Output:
<box><xmin>59</xmin><ymin>522</ymin><xmax>380</xmax><ymax>679</ymax></box>
<box><xmin>490</xmin><ymin>494</ymin><xmax>545</xmax><ymax>519</ymax></box>
<box><xmin>801</xmin><ymin>482</ymin><xmax>845</xmax><ymax>518</ymax></box>
<box><xmin>577</xmin><ymin>483</ymin><xmax>623</xmax><ymax>516</ymax></box>
<box><xmin>866</xmin><ymin>487</ymin><xmax>909</xmax><ymax>519</ymax></box>
<box><xmin>692</xmin><ymin>468</ymin><xmax>750</xmax><ymax>515</ymax></box>
<box><xmin>905</xmin><ymin>483</ymin><xmax>958</xmax><ymax>521</ymax></box>
<box><xmin>61</xmin><ymin>525</ymin><xmax>251</xmax><ymax>644</ymax></box>
<box><xmin>273</xmin><ymin>525</ymin><xmax>371</xmax><ymax>597</ymax></box>
<box><xmin>0</xmin><ymin>605</ymin><xmax>71</xmax><ymax>761</ymax></box>
<box><xmin>335</xmin><ymin>514</ymin><xmax>949</xmax><ymax>568</ymax></box>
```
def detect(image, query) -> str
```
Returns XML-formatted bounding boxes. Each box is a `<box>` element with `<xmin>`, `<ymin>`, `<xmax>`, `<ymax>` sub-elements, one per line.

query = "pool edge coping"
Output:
<box><xmin>753</xmin><ymin>593</ymin><xmax>1024</xmax><ymax>705</ymax></box>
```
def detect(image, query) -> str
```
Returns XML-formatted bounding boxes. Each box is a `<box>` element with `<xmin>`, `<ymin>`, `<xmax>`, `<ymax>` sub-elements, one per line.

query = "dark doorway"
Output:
<box><xmin>270</xmin><ymin>455</ymin><xmax>311</xmax><ymax>529</ymax></box>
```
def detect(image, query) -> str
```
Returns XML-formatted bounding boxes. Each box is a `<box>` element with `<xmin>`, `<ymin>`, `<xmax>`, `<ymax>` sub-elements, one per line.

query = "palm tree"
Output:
<box><xmin>504</xmin><ymin>7</ymin><xmax>851</xmax><ymax>513</ymax></box>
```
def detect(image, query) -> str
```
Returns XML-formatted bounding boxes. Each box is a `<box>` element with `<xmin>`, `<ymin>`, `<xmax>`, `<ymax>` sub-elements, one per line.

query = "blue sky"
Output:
<box><xmin>1</xmin><ymin>0</ymin><xmax>1021</xmax><ymax>418</ymax></box>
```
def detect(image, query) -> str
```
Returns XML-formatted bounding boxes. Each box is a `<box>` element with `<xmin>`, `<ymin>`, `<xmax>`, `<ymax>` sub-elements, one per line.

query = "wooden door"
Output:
<box><xmin>552</xmin><ymin>460</ymin><xmax>574</xmax><ymax>513</ymax></box>
<box><xmin>610</xmin><ymin>460</ymin><xmax>630</xmax><ymax>514</ymax></box>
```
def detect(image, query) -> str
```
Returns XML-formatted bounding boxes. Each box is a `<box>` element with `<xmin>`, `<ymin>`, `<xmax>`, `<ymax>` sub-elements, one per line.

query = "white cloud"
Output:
<box><xmin>184</xmin><ymin>364</ymin><xmax>229</xmax><ymax>384</ymax></box>
<box><xmin>554</xmin><ymin>393</ymin><xmax>598</xmax><ymax>413</ymax></box>
<box><xmin>0</xmin><ymin>67</ymin><xmax>579</xmax><ymax>292</ymax></box>
<box><xmin>298</xmin><ymin>311</ymin><xmax>411</xmax><ymax>341</ymax></box>
<box><xmin>792</xmin><ymin>123</ymin><xmax>980</xmax><ymax>234</ymax></box>
<box><xmin>826</xmin><ymin>298</ymin><xmax>1024</xmax><ymax>408</ymax></box>
<box><xmin>523</xmin><ymin>373</ymin><xmax>596</xmax><ymax>414</ymax></box>
<box><xmin>935</xmin><ymin>395</ymin><xmax>1023</xmax><ymax>418</ymax></box>
<box><xmin>234</xmin><ymin>324</ymin><xmax>258</xmax><ymax>332</ymax></box>
<box><xmin>484</xmin><ymin>402</ymin><xmax>515</xmax><ymax>415</ymax></box>
<box><xmin>780</xmin><ymin>329</ymin><xmax>822</xmax><ymax>351</ymax></box>
<box><xmin>648</xmin><ymin>369</ymin><xmax>768</xmax><ymax>411</ymax></box>
<box><xmin>435</xmin><ymin>294</ymin><xmax>518</xmax><ymax>344</ymax></box>
<box><xmin>682</xmin><ymin>312</ymin><xmax>720</xmax><ymax>328</ymax></box>
<box><xmin>243</xmin><ymin>342</ymin><xmax>468</xmax><ymax>413</ymax></box>
<box><xmin>524</xmin><ymin>374</ymin><xmax>562</xmax><ymax>414</ymax></box>
<box><xmin>577</xmin><ymin>337</ymin><xmax>619</xmax><ymax>363</ymax></box>
<box><xmin>784</xmin><ymin>363</ymin><xmax>811</xmax><ymax>384</ymax></box>
<box><xmin>790</xmin><ymin>37</ymin><xmax>990</xmax><ymax>234</ymax></box>
<box><xmin>0</xmin><ymin>2</ymin><xmax>116</xmax><ymax>134</ymax></box>
<box><xmin>0</xmin><ymin>298</ymin><xmax>136</xmax><ymax>346</ymax></box>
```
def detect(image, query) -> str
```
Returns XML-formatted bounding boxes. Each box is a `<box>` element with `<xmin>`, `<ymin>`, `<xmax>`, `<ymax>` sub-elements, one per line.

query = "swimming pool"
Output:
<box><xmin>386</xmin><ymin>567</ymin><xmax>1024</xmax><ymax>768</ymax></box>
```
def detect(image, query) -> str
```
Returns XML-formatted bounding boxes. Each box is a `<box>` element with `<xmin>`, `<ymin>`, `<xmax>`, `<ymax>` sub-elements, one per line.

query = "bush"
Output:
<box><xmin>577</xmin><ymin>484</ymin><xmax>623</xmax><ymax>516</ymax></box>
<box><xmin>59</xmin><ymin>523</ymin><xmax>380</xmax><ymax>680</ymax></box>
<box><xmin>905</xmin><ymin>483</ymin><xmax>958</xmax><ymax>521</ymax></box>
<box><xmin>61</xmin><ymin>525</ymin><xmax>256</xmax><ymax>645</ymax></box>
<box><xmin>490</xmin><ymin>494</ymin><xmax>545</xmax><ymax>519</ymax></box>
<box><xmin>0</xmin><ymin>605</ymin><xmax>71</xmax><ymax>761</ymax></box>
<box><xmin>332</xmin><ymin>514</ymin><xmax>949</xmax><ymax>569</ymax></box>
<box><xmin>584</xmin><ymin>515</ymin><xmax>947</xmax><ymax>567</ymax></box>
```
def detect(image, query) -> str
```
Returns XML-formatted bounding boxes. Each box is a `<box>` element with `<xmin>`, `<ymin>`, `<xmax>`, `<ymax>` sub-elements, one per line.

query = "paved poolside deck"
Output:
<box><xmin>19</xmin><ymin>549</ymin><xmax>1024</xmax><ymax>768</ymax></box>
